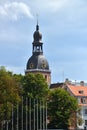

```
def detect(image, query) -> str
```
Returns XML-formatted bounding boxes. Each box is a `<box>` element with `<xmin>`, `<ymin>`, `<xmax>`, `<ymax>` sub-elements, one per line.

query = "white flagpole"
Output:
<box><xmin>22</xmin><ymin>96</ymin><xmax>23</xmax><ymax>130</ymax></box>
<box><xmin>17</xmin><ymin>104</ymin><xmax>19</xmax><ymax>130</ymax></box>
<box><xmin>6</xmin><ymin>121</ymin><xmax>8</xmax><ymax>130</ymax></box>
<box><xmin>34</xmin><ymin>99</ymin><xmax>35</xmax><ymax>130</ymax></box>
<box><xmin>26</xmin><ymin>97</ymin><xmax>28</xmax><ymax>130</ymax></box>
<box><xmin>40</xmin><ymin>100</ymin><xmax>42</xmax><ymax>130</ymax></box>
<box><xmin>43</xmin><ymin>100</ymin><xmax>44</xmax><ymax>130</ymax></box>
<box><xmin>12</xmin><ymin>104</ymin><xmax>13</xmax><ymax>130</ymax></box>
<box><xmin>46</xmin><ymin>102</ymin><xmax>47</xmax><ymax>130</ymax></box>
<box><xmin>37</xmin><ymin>99</ymin><xmax>38</xmax><ymax>130</ymax></box>
<box><xmin>2</xmin><ymin>121</ymin><xmax>3</xmax><ymax>130</ymax></box>
<box><xmin>29</xmin><ymin>98</ymin><xmax>31</xmax><ymax>130</ymax></box>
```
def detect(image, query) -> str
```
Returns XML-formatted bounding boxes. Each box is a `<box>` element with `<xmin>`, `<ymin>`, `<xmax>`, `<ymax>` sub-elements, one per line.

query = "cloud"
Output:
<box><xmin>48</xmin><ymin>0</ymin><xmax>69</xmax><ymax>12</ymax></box>
<box><xmin>29</xmin><ymin>0</ymin><xmax>70</xmax><ymax>13</ymax></box>
<box><xmin>0</xmin><ymin>2</ymin><xmax>33</xmax><ymax>20</ymax></box>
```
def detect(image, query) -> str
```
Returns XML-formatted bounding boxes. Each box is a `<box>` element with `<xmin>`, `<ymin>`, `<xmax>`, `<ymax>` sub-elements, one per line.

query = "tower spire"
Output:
<box><xmin>25</xmin><ymin>21</ymin><xmax>51</xmax><ymax>85</ymax></box>
<box><xmin>36</xmin><ymin>14</ymin><xmax>39</xmax><ymax>31</ymax></box>
<box><xmin>36</xmin><ymin>14</ymin><xmax>38</xmax><ymax>25</ymax></box>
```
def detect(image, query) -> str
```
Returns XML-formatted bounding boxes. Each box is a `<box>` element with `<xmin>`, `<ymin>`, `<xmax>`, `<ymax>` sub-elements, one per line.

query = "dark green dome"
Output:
<box><xmin>26</xmin><ymin>54</ymin><xmax>49</xmax><ymax>70</ymax></box>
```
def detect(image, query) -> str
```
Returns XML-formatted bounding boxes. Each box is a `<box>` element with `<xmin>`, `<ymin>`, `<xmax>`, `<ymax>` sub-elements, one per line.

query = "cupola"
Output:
<box><xmin>25</xmin><ymin>22</ymin><xmax>51</xmax><ymax>85</ymax></box>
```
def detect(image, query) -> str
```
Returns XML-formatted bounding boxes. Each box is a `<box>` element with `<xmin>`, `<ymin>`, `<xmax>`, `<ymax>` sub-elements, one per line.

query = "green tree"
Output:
<box><xmin>22</xmin><ymin>73</ymin><xmax>49</xmax><ymax>99</ymax></box>
<box><xmin>0</xmin><ymin>66</ymin><xmax>21</xmax><ymax>127</ymax></box>
<box><xmin>21</xmin><ymin>73</ymin><xmax>49</xmax><ymax>129</ymax></box>
<box><xmin>47</xmin><ymin>88</ymin><xmax>78</xmax><ymax>129</ymax></box>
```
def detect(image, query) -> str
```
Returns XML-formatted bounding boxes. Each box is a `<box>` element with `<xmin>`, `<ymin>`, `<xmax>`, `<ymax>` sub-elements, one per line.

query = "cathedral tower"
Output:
<box><xmin>25</xmin><ymin>22</ymin><xmax>51</xmax><ymax>85</ymax></box>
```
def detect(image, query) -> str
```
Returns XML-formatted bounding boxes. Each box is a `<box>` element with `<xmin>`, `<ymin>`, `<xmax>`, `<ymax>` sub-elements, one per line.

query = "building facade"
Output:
<box><xmin>25</xmin><ymin>23</ymin><xmax>51</xmax><ymax>85</ymax></box>
<box><xmin>65</xmin><ymin>84</ymin><xmax>87</xmax><ymax>129</ymax></box>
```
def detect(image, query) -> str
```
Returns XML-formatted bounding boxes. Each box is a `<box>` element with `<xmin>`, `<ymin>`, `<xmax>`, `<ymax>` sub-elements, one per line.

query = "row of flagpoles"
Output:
<box><xmin>2</xmin><ymin>97</ymin><xmax>48</xmax><ymax>130</ymax></box>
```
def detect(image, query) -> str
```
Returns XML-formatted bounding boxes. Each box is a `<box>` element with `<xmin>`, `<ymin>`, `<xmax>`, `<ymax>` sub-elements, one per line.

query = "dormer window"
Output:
<box><xmin>79</xmin><ymin>90</ymin><xmax>84</xmax><ymax>94</ymax></box>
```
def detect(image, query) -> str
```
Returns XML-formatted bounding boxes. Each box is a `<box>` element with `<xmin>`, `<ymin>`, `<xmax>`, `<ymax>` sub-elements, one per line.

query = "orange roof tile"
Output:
<box><xmin>67</xmin><ymin>85</ymin><xmax>87</xmax><ymax>97</ymax></box>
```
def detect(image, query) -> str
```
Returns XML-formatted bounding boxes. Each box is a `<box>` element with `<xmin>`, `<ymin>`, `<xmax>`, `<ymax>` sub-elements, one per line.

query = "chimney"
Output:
<box><xmin>80</xmin><ymin>81</ymin><xmax>84</xmax><ymax>86</ymax></box>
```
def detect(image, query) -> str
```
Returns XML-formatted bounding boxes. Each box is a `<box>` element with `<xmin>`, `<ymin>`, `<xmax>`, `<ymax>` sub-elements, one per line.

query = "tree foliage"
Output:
<box><xmin>15</xmin><ymin>73</ymin><xmax>49</xmax><ymax>129</ymax></box>
<box><xmin>22</xmin><ymin>73</ymin><xmax>49</xmax><ymax>99</ymax></box>
<box><xmin>0</xmin><ymin>68</ymin><xmax>49</xmax><ymax>129</ymax></box>
<box><xmin>48</xmin><ymin>88</ymin><xmax>78</xmax><ymax>129</ymax></box>
<box><xmin>0</xmin><ymin>67</ymin><xmax>21</xmax><ymax>124</ymax></box>
<box><xmin>0</xmin><ymin>67</ymin><xmax>79</xmax><ymax>129</ymax></box>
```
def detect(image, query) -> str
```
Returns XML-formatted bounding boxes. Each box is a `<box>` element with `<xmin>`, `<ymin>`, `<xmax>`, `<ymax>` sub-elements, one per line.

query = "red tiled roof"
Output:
<box><xmin>67</xmin><ymin>85</ymin><xmax>87</xmax><ymax>97</ymax></box>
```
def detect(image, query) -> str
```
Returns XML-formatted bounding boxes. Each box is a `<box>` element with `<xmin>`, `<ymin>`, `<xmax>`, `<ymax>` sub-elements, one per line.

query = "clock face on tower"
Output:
<box><xmin>29</xmin><ymin>63</ymin><xmax>34</xmax><ymax>69</ymax></box>
<box><xmin>41</xmin><ymin>62</ymin><xmax>46</xmax><ymax>69</ymax></box>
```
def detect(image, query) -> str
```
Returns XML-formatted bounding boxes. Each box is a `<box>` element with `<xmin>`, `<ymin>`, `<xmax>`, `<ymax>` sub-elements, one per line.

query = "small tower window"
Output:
<box><xmin>45</xmin><ymin>75</ymin><xmax>47</xmax><ymax>80</ymax></box>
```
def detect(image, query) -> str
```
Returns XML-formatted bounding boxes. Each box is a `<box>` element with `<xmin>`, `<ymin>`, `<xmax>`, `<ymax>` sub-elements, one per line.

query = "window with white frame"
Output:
<box><xmin>81</xmin><ymin>98</ymin><xmax>86</xmax><ymax>104</ymax></box>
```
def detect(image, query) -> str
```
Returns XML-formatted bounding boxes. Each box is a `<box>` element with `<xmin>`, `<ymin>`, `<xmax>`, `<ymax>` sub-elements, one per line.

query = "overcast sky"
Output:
<box><xmin>0</xmin><ymin>0</ymin><xmax>87</xmax><ymax>83</ymax></box>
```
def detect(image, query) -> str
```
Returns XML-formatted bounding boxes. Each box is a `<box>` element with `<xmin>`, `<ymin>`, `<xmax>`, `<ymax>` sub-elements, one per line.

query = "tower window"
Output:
<box><xmin>37</xmin><ymin>46</ymin><xmax>40</xmax><ymax>51</ymax></box>
<box><xmin>45</xmin><ymin>75</ymin><xmax>47</xmax><ymax>80</ymax></box>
